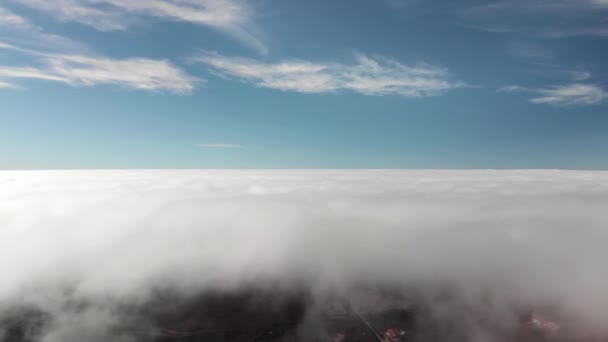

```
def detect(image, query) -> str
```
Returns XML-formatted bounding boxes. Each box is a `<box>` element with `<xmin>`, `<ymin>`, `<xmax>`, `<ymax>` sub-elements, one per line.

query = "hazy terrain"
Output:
<box><xmin>1</xmin><ymin>170</ymin><xmax>607</xmax><ymax>341</ymax></box>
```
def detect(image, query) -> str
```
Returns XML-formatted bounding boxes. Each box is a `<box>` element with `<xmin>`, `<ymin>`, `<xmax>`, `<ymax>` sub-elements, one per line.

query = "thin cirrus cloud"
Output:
<box><xmin>194</xmin><ymin>52</ymin><xmax>465</xmax><ymax>97</ymax></box>
<box><xmin>501</xmin><ymin>83</ymin><xmax>608</xmax><ymax>106</ymax></box>
<box><xmin>0</xmin><ymin>5</ymin><xmax>90</xmax><ymax>53</ymax></box>
<box><xmin>0</xmin><ymin>42</ymin><xmax>198</xmax><ymax>93</ymax></box>
<box><xmin>459</xmin><ymin>0</ymin><xmax>608</xmax><ymax>38</ymax></box>
<box><xmin>0</xmin><ymin>6</ymin><xmax>32</xmax><ymax>29</ymax></box>
<box><xmin>5</xmin><ymin>0</ymin><xmax>267</xmax><ymax>54</ymax></box>
<box><xmin>0</xmin><ymin>80</ymin><xmax>17</xmax><ymax>88</ymax></box>
<box><xmin>569</xmin><ymin>71</ymin><xmax>592</xmax><ymax>82</ymax></box>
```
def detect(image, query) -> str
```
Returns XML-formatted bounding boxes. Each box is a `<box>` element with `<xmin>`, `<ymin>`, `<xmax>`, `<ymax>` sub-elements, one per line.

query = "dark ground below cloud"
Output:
<box><xmin>0</xmin><ymin>286</ymin><xmax>592</xmax><ymax>342</ymax></box>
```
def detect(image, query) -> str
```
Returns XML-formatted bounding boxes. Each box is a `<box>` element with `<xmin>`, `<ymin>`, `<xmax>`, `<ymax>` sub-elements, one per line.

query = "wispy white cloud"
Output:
<box><xmin>194</xmin><ymin>52</ymin><xmax>464</xmax><ymax>97</ymax></box>
<box><xmin>0</xmin><ymin>6</ymin><xmax>32</xmax><ymax>29</ymax></box>
<box><xmin>592</xmin><ymin>0</ymin><xmax>608</xmax><ymax>7</ymax></box>
<box><xmin>530</xmin><ymin>84</ymin><xmax>607</xmax><ymax>105</ymax></box>
<box><xmin>507</xmin><ymin>41</ymin><xmax>554</xmax><ymax>61</ymax></box>
<box><xmin>459</xmin><ymin>0</ymin><xmax>608</xmax><ymax>38</ymax></box>
<box><xmin>199</xmin><ymin>143</ymin><xmax>243</xmax><ymax>148</ymax></box>
<box><xmin>0</xmin><ymin>43</ymin><xmax>198</xmax><ymax>93</ymax></box>
<box><xmin>7</xmin><ymin>0</ymin><xmax>245</xmax><ymax>29</ymax></box>
<box><xmin>0</xmin><ymin>6</ymin><xmax>90</xmax><ymax>54</ymax></box>
<box><xmin>6</xmin><ymin>0</ymin><xmax>267</xmax><ymax>53</ymax></box>
<box><xmin>504</xmin><ymin>40</ymin><xmax>597</xmax><ymax>88</ymax></box>
<box><xmin>501</xmin><ymin>83</ymin><xmax>608</xmax><ymax>106</ymax></box>
<box><xmin>0</xmin><ymin>80</ymin><xmax>17</xmax><ymax>88</ymax></box>
<box><xmin>569</xmin><ymin>70</ymin><xmax>592</xmax><ymax>81</ymax></box>
<box><xmin>0</xmin><ymin>41</ymin><xmax>32</xmax><ymax>53</ymax></box>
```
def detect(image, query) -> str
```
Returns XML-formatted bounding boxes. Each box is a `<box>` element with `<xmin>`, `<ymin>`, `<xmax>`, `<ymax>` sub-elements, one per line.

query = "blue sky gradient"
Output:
<box><xmin>1</xmin><ymin>0</ymin><xmax>607</xmax><ymax>169</ymax></box>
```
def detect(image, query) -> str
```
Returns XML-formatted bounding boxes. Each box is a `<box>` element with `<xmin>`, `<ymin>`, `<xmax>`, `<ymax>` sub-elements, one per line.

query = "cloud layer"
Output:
<box><xmin>195</xmin><ymin>52</ymin><xmax>464</xmax><ymax>97</ymax></box>
<box><xmin>1</xmin><ymin>170</ymin><xmax>608</xmax><ymax>340</ymax></box>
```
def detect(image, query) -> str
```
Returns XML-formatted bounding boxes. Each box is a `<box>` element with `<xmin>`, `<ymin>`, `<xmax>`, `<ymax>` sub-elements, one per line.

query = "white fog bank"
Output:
<box><xmin>1</xmin><ymin>170</ymin><xmax>608</xmax><ymax>341</ymax></box>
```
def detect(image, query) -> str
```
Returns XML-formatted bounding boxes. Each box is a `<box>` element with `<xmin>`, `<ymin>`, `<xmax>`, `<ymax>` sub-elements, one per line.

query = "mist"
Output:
<box><xmin>1</xmin><ymin>170</ymin><xmax>607</xmax><ymax>342</ymax></box>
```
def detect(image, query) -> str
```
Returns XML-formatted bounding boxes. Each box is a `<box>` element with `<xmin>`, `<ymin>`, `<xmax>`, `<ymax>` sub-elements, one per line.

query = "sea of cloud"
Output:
<box><xmin>1</xmin><ymin>170</ymin><xmax>608</xmax><ymax>341</ymax></box>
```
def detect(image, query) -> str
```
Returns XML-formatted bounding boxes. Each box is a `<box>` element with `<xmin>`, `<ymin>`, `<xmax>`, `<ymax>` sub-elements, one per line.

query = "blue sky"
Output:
<box><xmin>0</xmin><ymin>0</ymin><xmax>607</xmax><ymax>169</ymax></box>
